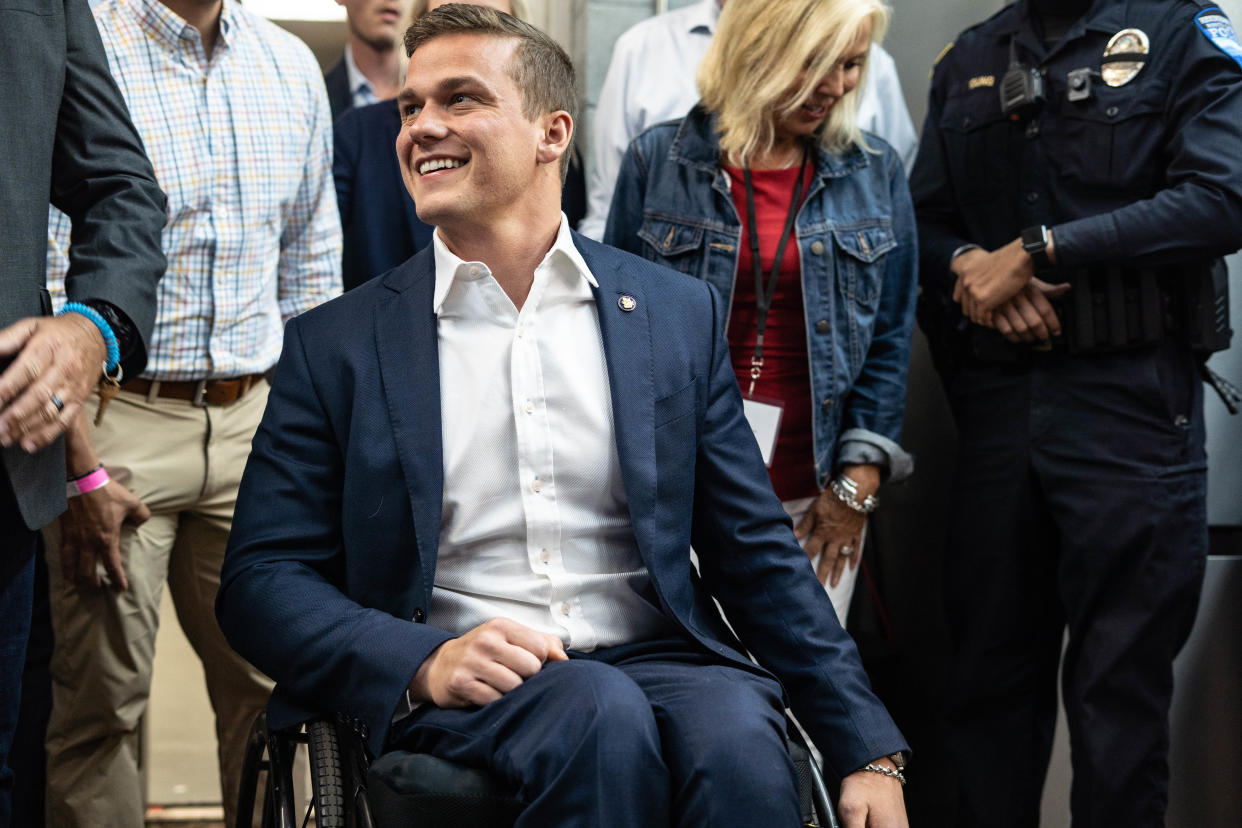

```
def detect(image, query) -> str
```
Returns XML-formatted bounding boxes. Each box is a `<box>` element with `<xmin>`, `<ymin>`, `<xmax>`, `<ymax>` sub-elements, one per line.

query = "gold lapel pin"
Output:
<box><xmin>618</xmin><ymin>294</ymin><xmax>637</xmax><ymax>312</ymax></box>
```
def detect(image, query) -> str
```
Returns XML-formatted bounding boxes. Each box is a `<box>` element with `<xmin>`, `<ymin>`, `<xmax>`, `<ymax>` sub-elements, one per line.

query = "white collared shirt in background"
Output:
<box><xmin>428</xmin><ymin>215</ymin><xmax>673</xmax><ymax>650</ymax></box>
<box><xmin>578</xmin><ymin>0</ymin><xmax>920</xmax><ymax>240</ymax></box>
<box><xmin>46</xmin><ymin>0</ymin><xmax>341</xmax><ymax>380</ymax></box>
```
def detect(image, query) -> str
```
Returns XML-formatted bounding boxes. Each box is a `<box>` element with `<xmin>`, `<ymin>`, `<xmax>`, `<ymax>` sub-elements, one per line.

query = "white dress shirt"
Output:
<box><xmin>427</xmin><ymin>216</ymin><xmax>673</xmax><ymax>651</ymax></box>
<box><xmin>579</xmin><ymin>0</ymin><xmax>920</xmax><ymax>240</ymax></box>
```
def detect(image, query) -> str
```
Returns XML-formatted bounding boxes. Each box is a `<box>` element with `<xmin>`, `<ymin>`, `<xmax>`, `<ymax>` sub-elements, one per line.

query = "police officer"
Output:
<box><xmin>910</xmin><ymin>0</ymin><xmax>1242</xmax><ymax>825</ymax></box>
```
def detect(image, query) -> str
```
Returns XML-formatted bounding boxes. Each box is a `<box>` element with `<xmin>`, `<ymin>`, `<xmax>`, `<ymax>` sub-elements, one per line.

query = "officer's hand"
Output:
<box><xmin>951</xmin><ymin>239</ymin><xmax>1035</xmax><ymax>322</ymax></box>
<box><xmin>409</xmin><ymin>618</ymin><xmax>568</xmax><ymax>708</ymax></box>
<box><xmin>991</xmin><ymin>279</ymin><xmax>1071</xmax><ymax>343</ymax></box>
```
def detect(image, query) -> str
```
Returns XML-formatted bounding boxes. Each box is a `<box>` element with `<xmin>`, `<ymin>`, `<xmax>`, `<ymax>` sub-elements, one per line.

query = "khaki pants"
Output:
<box><xmin>44</xmin><ymin>383</ymin><xmax>272</xmax><ymax>828</ymax></box>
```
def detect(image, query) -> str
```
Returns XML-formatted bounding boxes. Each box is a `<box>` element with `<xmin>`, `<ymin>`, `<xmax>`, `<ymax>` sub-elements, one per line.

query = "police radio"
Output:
<box><xmin>1000</xmin><ymin>37</ymin><xmax>1045</xmax><ymax>119</ymax></box>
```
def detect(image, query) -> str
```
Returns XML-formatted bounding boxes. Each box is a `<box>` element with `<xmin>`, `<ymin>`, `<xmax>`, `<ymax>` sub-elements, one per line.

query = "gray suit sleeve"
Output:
<box><xmin>50</xmin><ymin>0</ymin><xmax>166</xmax><ymax>377</ymax></box>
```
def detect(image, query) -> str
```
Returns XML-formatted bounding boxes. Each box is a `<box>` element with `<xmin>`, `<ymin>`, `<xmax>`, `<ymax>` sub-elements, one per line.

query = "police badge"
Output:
<box><xmin>1101</xmin><ymin>28</ymin><xmax>1150</xmax><ymax>87</ymax></box>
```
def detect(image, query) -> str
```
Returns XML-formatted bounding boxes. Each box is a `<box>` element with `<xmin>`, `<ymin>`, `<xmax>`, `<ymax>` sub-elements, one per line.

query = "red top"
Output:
<box><xmin>724</xmin><ymin>163</ymin><xmax>818</xmax><ymax>502</ymax></box>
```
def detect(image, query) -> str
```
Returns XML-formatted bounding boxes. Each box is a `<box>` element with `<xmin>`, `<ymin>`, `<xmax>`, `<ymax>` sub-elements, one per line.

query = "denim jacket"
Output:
<box><xmin>604</xmin><ymin>107</ymin><xmax>918</xmax><ymax>485</ymax></box>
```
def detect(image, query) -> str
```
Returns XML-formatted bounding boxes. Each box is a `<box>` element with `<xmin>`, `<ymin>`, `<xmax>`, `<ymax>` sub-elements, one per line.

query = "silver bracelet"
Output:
<box><xmin>829</xmin><ymin>475</ymin><xmax>878</xmax><ymax>514</ymax></box>
<box><xmin>859</xmin><ymin>763</ymin><xmax>906</xmax><ymax>785</ymax></box>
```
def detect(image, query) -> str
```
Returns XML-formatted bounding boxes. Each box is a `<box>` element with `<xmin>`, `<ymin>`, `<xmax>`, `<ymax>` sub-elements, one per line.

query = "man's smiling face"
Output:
<box><xmin>396</xmin><ymin>33</ymin><xmax>543</xmax><ymax>233</ymax></box>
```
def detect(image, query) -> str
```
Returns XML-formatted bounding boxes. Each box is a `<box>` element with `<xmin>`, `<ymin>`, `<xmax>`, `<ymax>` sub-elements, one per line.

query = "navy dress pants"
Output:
<box><xmin>0</xmin><ymin>475</ymin><xmax>37</xmax><ymax>827</ymax></box>
<box><xmin>943</xmin><ymin>341</ymin><xmax>1207</xmax><ymax>828</ymax></box>
<box><xmin>388</xmin><ymin>638</ymin><xmax>800</xmax><ymax>828</ymax></box>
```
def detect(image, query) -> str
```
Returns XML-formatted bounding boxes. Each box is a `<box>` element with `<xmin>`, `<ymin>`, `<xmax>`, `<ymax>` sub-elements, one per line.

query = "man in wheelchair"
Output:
<box><xmin>217</xmin><ymin>5</ymin><xmax>909</xmax><ymax>826</ymax></box>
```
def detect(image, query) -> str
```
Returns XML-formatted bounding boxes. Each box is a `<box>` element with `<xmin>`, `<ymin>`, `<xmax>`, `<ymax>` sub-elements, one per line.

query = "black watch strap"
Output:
<box><xmin>1021</xmin><ymin>224</ymin><xmax>1053</xmax><ymax>270</ymax></box>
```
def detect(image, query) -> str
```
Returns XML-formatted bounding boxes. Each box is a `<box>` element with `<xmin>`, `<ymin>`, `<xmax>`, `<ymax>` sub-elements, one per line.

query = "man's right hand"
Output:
<box><xmin>410</xmin><ymin>618</ymin><xmax>568</xmax><ymax>708</ymax></box>
<box><xmin>59</xmin><ymin>476</ymin><xmax>149</xmax><ymax>591</ymax></box>
<box><xmin>0</xmin><ymin>314</ymin><xmax>107</xmax><ymax>453</ymax></box>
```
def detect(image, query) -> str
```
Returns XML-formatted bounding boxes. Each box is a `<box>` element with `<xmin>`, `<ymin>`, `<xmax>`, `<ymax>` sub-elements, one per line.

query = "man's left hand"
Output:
<box><xmin>0</xmin><ymin>315</ymin><xmax>106</xmax><ymax>453</ymax></box>
<box><xmin>838</xmin><ymin>765</ymin><xmax>908</xmax><ymax>828</ymax></box>
<box><xmin>952</xmin><ymin>237</ymin><xmax>1035</xmax><ymax>323</ymax></box>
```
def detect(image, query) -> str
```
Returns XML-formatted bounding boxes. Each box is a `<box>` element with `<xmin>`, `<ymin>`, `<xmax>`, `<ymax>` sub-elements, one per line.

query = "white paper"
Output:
<box><xmin>742</xmin><ymin>397</ymin><xmax>783</xmax><ymax>466</ymax></box>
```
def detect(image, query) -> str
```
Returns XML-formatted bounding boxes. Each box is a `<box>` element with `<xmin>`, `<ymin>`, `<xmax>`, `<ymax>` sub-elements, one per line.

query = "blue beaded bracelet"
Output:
<box><xmin>57</xmin><ymin>302</ymin><xmax>120</xmax><ymax>373</ymax></box>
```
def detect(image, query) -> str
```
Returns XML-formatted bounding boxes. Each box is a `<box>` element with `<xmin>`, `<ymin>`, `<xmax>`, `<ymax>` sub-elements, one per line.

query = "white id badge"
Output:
<box><xmin>742</xmin><ymin>396</ymin><xmax>784</xmax><ymax>467</ymax></box>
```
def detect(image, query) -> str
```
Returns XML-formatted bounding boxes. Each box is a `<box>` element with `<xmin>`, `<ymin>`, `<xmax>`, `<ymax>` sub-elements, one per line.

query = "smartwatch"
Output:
<box><xmin>1021</xmin><ymin>224</ymin><xmax>1053</xmax><ymax>270</ymax></box>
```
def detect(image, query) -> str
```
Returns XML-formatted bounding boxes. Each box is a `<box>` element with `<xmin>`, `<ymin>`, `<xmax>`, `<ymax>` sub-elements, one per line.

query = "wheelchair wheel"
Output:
<box><xmin>308</xmin><ymin>719</ymin><xmax>345</xmax><ymax>828</ymax></box>
<box><xmin>236</xmin><ymin>711</ymin><xmax>375</xmax><ymax>828</ymax></box>
<box><xmin>235</xmin><ymin>711</ymin><xmax>297</xmax><ymax>828</ymax></box>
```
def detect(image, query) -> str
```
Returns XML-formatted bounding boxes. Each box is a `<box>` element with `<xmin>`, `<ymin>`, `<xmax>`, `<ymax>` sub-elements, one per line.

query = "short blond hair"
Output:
<box><xmin>697</xmin><ymin>0</ymin><xmax>890</xmax><ymax>164</ymax></box>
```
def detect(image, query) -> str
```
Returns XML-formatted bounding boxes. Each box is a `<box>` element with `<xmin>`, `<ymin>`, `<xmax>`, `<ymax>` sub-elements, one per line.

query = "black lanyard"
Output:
<box><xmin>743</xmin><ymin>147</ymin><xmax>809</xmax><ymax>396</ymax></box>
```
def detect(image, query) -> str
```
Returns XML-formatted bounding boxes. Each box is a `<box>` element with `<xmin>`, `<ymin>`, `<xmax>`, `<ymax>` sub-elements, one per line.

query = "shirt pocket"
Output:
<box><xmin>1048</xmin><ymin>83</ymin><xmax>1165</xmax><ymax>195</ymax></box>
<box><xmin>938</xmin><ymin>92</ymin><xmax>1014</xmax><ymax>204</ymax></box>
<box><xmin>638</xmin><ymin>217</ymin><xmax>706</xmax><ymax>278</ymax></box>
<box><xmin>833</xmin><ymin>221</ymin><xmax>897</xmax><ymax>309</ymax></box>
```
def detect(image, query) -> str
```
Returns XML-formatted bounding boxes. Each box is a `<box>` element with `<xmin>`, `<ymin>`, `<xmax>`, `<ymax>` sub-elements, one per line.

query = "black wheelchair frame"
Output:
<box><xmin>237</xmin><ymin>710</ymin><xmax>842</xmax><ymax>828</ymax></box>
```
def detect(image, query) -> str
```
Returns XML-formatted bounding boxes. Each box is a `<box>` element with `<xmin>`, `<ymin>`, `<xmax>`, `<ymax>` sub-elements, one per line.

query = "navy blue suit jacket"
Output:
<box><xmin>323</xmin><ymin>56</ymin><xmax>352</xmax><ymax>123</ymax></box>
<box><xmin>217</xmin><ymin>234</ymin><xmax>906</xmax><ymax>776</ymax></box>
<box><xmin>333</xmin><ymin>100</ymin><xmax>433</xmax><ymax>291</ymax></box>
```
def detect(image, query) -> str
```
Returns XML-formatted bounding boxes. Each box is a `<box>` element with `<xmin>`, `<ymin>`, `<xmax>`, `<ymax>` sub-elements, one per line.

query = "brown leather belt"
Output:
<box><xmin>122</xmin><ymin>374</ymin><xmax>266</xmax><ymax>406</ymax></box>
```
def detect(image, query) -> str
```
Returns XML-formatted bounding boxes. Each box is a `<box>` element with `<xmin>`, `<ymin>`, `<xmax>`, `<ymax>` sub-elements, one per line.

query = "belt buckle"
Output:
<box><xmin>192</xmin><ymin>379</ymin><xmax>208</xmax><ymax>407</ymax></box>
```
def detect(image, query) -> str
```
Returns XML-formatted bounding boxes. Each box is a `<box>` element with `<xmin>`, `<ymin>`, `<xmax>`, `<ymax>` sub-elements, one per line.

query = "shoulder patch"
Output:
<box><xmin>930</xmin><ymin>42</ymin><xmax>955</xmax><ymax>80</ymax></box>
<box><xmin>1196</xmin><ymin>8</ymin><xmax>1242</xmax><ymax>70</ymax></box>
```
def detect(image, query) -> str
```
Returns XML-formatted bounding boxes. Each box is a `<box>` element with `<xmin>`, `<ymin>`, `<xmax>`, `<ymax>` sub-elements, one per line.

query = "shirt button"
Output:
<box><xmin>1106</xmin><ymin>106</ymin><xmax>1119</xmax><ymax>117</ymax></box>
<box><xmin>821</xmin><ymin>397</ymin><xmax>833</xmax><ymax>412</ymax></box>
<box><xmin>1026</xmin><ymin>192</ymin><xmax>1040</xmax><ymax>204</ymax></box>
<box><xmin>810</xmin><ymin>240</ymin><xmax>826</xmax><ymax>256</ymax></box>
<box><xmin>560</xmin><ymin>601</ymin><xmax>571</xmax><ymax>616</ymax></box>
<box><xmin>540</xmin><ymin>548</ymin><xmax>550</xmax><ymax>563</ymax></box>
<box><xmin>469</xmin><ymin>265</ymin><xmax>481</xmax><ymax>277</ymax></box>
<box><xmin>531</xmin><ymin>478</ymin><xmax>543</xmax><ymax>493</ymax></box>
<box><xmin>524</xmin><ymin>399</ymin><xmax>535</xmax><ymax>414</ymax></box>
<box><xmin>815</xmin><ymin>319</ymin><xmax>830</xmax><ymax>334</ymax></box>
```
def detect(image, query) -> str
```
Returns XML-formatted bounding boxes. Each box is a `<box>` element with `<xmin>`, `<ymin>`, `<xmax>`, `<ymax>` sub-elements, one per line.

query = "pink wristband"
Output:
<box><xmin>67</xmin><ymin>467</ymin><xmax>110</xmax><ymax>498</ymax></box>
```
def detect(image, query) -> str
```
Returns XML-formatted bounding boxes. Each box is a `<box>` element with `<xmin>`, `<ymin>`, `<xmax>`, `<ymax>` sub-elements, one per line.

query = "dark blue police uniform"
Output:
<box><xmin>910</xmin><ymin>1</ymin><xmax>1242</xmax><ymax>825</ymax></box>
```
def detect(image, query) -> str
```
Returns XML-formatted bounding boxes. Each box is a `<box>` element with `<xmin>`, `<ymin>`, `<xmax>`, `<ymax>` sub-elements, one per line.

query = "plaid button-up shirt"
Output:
<box><xmin>48</xmin><ymin>0</ymin><xmax>341</xmax><ymax>380</ymax></box>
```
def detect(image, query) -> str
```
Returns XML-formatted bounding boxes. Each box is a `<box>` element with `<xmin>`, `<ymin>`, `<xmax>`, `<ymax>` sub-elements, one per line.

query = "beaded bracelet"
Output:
<box><xmin>58</xmin><ymin>302</ymin><xmax>119</xmax><ymax>374</ymax></box>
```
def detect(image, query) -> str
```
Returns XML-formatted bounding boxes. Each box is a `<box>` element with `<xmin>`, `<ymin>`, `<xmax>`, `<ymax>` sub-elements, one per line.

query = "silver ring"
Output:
<box><xmin>50</xmin><ymin>393</ymin><xmax>64</xmax><ymax>413</ymax></box>
<box><xmin>839</xmin><ymin>544</ymin><xmax>854</xmax><ymax>557</ymax></box>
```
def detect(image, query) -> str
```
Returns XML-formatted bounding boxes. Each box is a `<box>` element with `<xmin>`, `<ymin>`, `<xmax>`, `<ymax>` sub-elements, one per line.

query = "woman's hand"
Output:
<box><xmin>795</xmin><ymin>464</ymin><xmax>880</xmax><ymax>587</ymax></box>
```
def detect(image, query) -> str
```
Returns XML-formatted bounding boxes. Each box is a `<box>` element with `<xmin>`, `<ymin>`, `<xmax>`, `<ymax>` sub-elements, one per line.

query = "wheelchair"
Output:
<box><xmin>237</xmin><ymin>709</ymin><xmax>843</xmax><ymax>828</ymax></box>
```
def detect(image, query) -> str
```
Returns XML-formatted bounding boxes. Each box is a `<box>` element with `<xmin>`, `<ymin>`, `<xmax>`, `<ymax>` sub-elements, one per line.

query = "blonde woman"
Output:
<box><xmin>605</xmin><ymin>0</ymin><xmax>917</xmax><ymax>626</ymax></box>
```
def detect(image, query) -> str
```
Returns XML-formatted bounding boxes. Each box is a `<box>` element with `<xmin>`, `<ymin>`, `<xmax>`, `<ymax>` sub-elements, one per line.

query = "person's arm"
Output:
<box><xmin>685</xmin><ymin>281</ymin><xmax>908</xmax><ymax>780</ymax></box>
<box><xmin>277</xmin><ymin>51</ymin><xmax>343</xmax><ymax>321</ymax></box>
<box><xmin>0</xmin><ymin>0</ymin><xmax>165</xmax><ymax>453</ymax></box>
<box><xmin>56</xmin><ymin>412</ymin><xmax>149</xmax><ymax>591</ymax></box>
<box><xmin>601</xmin><ymin>137</ymin><xmax>650</xmax><ymax>257</ymax></box>
<box><xmin>579</xmin><ymin>35</ymin><xmax>641</xmax><ymax>241</ymax></box>
<box><xmin>799</xmin><ymin>152</ymin><xmax>918</xmax><ymax>587</ymax></box>
<box><xmin>836</xmin><ymin>152</ymin><xmax>919</xmax><ymax>472</ymax></box>
<box><xmin>217</xmin><ymin>315</ymin><xmax>452</xmax><ymax>749</ymax></box>
<box><xmin>1050</xmin><ymin>16</ymin><xmax>1242</xmax><ymax>269</ymax></box>
<box><xmin>909</xmin><ymin>75</ymin><xmax>976</xmax><ymax>297</ymax></box>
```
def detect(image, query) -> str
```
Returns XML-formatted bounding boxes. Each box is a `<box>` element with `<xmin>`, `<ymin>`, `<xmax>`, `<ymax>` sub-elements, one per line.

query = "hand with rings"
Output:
<box><xmin>0</xmin><ymin>314</ymin><xmax>107</xmax><ymax>452</ymax></box>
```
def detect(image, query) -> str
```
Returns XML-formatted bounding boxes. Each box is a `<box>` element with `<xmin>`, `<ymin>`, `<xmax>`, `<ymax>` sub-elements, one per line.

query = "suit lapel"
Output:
<box><xmin>579</xmin><ymin>240</ymin><xmax>659</xmax><ymax>562</ymax></box>
<box><xmin>375</xmin><ymin>251</ymin><xmax>442</xmax><ymax>597</ymax></box>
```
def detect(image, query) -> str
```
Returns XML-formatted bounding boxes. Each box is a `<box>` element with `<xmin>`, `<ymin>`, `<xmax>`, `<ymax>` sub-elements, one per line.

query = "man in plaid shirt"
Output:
<box><xmin>43</xmin><ymin>1</ymin><xmax>341</xmax><ymax>824</ymax></box>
